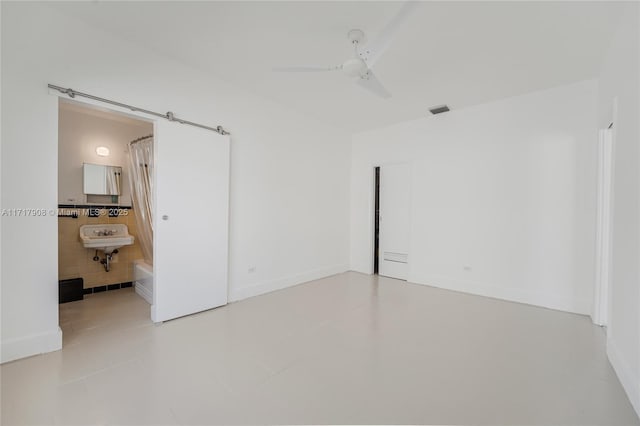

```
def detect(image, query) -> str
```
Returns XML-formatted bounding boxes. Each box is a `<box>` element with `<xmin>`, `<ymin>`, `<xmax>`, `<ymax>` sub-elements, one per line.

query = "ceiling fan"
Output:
<box><xmin>273</xmin><ymin>2</ymin><xmax>417</xmax><ymax>99</ymax></box>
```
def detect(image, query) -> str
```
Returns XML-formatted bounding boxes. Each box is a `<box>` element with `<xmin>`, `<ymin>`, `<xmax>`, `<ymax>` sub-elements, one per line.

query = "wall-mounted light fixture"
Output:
<box><xmin>96</xmin><ymin>146</ymin><xmax>110</xmax><ymax>157</ymax></box>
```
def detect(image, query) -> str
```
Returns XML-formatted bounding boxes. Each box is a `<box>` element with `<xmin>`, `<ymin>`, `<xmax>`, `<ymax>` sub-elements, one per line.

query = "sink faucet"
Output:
<box><xmin>93</xmin><ymin>229</ymin><xmax>116</xmax><ymax>236</ymax></box>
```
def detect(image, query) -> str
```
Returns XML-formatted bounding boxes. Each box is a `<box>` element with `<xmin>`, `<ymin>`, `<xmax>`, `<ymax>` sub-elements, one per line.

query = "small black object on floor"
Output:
<box><xmin>59</xmin><ymin>278</ymin><xmax>84</xmax><ymax>303</ymax></box>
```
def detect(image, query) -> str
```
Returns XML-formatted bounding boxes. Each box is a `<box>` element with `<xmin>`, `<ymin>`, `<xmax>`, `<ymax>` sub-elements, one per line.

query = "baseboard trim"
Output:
<box><xmin>134</xmin><ymin>282</ymin><xmax>152</xmax><ymax>305</ymax></box>
<box><xmin>1</xmin><ymin>326</ymin><xmax>62</xmax><ymax>364</ymax></box>
<box><xmin>409</xmin><ymin>274</ymin><xmax>591</xmax><ymax>315</ymax></box>
<box><xmin>229</xmin><ymin>263</ymin><xmax>349</xmax><ymax>302</ymax></box>
<box><xmin>607</xmin><ymin>337</ymin><xmax>640</xmax><ymax>417</ymax></box>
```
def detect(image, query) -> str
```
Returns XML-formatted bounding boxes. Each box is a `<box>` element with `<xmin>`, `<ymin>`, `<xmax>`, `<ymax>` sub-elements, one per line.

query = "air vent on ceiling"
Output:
<box><xmin>429</xmin><ymin>105</ymin><xmax>450</xmax><ymax>115</ymax></box>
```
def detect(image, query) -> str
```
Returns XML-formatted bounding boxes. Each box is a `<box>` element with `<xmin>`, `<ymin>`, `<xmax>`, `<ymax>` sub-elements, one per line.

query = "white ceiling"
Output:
<box><xmin>50</xmin><ymin>1</ymin><xmax>624</xmax><ymax>132</ymax></box>
<box><xmin>60</xmin><ymin>99</ymin><xmax>152</xmax><ymax>129</ymax></box>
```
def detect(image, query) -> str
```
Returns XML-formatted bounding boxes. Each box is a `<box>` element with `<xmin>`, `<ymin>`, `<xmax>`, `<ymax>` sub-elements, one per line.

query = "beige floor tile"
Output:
<box><xmin>1</xmin><ymin>273</ymin><xmax>638</xmax><ymax>425</ymax></box>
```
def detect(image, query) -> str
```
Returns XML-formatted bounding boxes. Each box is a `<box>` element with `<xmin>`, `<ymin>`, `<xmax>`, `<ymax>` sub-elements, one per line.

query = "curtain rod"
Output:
<box><xmin>48</xmin><ymin>84</ymin><xmax>230</xmax><ymax>135</ymax></box>
<box><xmin>130</xmin><ymin>134</ymin><xmax>154</xmax><ymax>145</ymax></box>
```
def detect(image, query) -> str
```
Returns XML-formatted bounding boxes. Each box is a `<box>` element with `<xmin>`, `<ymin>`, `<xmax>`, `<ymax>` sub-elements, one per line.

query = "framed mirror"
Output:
<box><xmin>83</xmin><ymin>163</ymin><xmax>122</xmax><ymax>195</ymax></box>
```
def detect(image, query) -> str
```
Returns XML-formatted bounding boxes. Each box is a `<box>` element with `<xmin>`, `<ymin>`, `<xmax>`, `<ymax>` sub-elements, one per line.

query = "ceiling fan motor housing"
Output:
<box><xmin>342</xmin><ymin>58</ymin><xmax>368</xmax><ymax>78</ymax></box>
<box><xmin>347</xmin><ymin>29</ymin><xmax>365</xmax><ymax>45</ymax></box>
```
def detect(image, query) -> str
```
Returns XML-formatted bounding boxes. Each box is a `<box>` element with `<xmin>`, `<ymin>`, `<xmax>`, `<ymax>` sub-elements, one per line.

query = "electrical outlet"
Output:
<box><xmin>248</xmin><ymin>266</ymin><xmax>256</xmax><ymax>273</ymax></box>
<box><xmin>463</xmin><ymin>266</ymin><xmax>472</xmax><ymax>272</ymax></box>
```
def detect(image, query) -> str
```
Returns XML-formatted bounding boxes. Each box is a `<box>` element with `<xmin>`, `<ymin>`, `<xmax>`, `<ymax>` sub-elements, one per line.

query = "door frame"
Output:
<box><xmin>51</xmin><ymin>90</ymin><xmax>158</xmax><ymax>333</ymax></box>
<box><xmin>369</xmin><ymin>161</ymin><xmax>412</xmax><ymax>276</ymax></box>
<box><xmin>373</xmin><ymin>166</ymin><xmax>380</xmax><ymax>275</ymax></box>
<box><xmin>592</xmin><ymin>98</ymin><xmax>617</xmax><ymax>327</ymax></box>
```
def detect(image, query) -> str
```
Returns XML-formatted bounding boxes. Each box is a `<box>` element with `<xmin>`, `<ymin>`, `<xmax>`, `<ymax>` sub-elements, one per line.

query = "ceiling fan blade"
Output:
<box><xmin>272</xmin><ymin>65</ymin><xmax>342</xmax><ymax>73</ymax></box>
<box><xmin>358</xmin><ymin>1</ymin><xmax>418</xmax><ymax>67</ymax></box>
<box><xmin>357</xmin><ymin>70</ymin><xmax>391</xmax><ymax>99</ymax></box>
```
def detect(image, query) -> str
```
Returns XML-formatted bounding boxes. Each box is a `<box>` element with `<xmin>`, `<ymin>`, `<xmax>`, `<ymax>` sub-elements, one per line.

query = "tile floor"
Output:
<box><xmin>1</xmin><ymin>272</ymin><xmax>638</xmax><ymax>425</ymax></box>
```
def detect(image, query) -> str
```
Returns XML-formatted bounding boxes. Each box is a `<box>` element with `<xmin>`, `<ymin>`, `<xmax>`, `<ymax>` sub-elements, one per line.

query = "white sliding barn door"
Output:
<box><xmin>152</xmin><ymin>121</ymin><xmax>230</xmax><ymax>322</ymax></box>
<box><xmin>378</xmin><ymin>163</ymin><xmax>410</xmax><ymax>280</ymax></box>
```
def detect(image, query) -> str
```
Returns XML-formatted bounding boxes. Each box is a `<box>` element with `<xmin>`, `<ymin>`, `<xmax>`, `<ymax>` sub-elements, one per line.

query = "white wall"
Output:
<box><xmin>351</xmin><ymin>80</ymin><xmax>598</xmax><ymax>315</ymax></box>
<box><xmin>58</xmin><ymin>103</ymin><xmax>152</xmax><ymax>206</ymax></box>
<box><xmin>596</xmin><ymin>3</ymin><xmax>640</xmax><ymax>415</ymax></box>
<box><xmin>0</xmin><ymin>3</ymin><xmax>350</xmax><ymax>362</ymax></box>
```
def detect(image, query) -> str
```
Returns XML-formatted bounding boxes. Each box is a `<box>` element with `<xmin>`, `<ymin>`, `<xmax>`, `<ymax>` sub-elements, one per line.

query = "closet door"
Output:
<box><xmin>152</xmin><ymin>121</ymin><xmax>230</xmax><ymax>322</ymax></box>
<box><xmin>378</xmin><ymin>163</ymin><xmax>410</xmax><ymax>280</ymax></box>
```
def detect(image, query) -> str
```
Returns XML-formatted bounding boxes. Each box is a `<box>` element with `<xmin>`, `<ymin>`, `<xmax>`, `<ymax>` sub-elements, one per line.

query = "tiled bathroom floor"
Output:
<box><xmin>1</xmin><ymin>273</ymin><xmax>638</xmax><ymax>425</ymax></box>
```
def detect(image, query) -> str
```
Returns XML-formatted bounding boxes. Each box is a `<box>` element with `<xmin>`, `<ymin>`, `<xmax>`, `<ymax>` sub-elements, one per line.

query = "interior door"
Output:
<box><xmin>152</xmin><ymin>121</ymin><xmax>230</xmax><ymax>322</ymax></box>
<box><xmin>378</xmin><ymin>163</ymin><xmax>410</xmax><ymax>280</ymax></box>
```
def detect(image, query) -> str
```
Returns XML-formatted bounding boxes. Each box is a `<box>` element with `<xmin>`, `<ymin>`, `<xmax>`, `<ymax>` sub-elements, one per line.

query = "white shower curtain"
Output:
<box><xmin>128</xmin><ymin>136</ymin><xmax>154</xmax><ymax>264</ymax></box>
<box><xmin>105</xmin><ymin>166</ymin><xmax>121</xmax><ymax>195</ymax></box>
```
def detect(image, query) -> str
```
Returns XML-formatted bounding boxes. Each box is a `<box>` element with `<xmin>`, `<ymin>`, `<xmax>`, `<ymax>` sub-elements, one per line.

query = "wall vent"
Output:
<box><xmin>429</xmin><ymin>105</ymin><xmax>450</xmax><ymax>115</ymax></box>
<box><xmin>383</xmin><ymin>252</ymin><xmax>408</xmax><ymax>264</ymax></box>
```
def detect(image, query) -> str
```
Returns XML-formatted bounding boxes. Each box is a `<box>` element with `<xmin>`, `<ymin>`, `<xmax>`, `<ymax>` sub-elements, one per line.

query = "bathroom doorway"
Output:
<box><xmin>373</xmin><ymin>163</ymin><xmax>411</xmax><ymax>280</ymax></box>
<box><xmin>57</xmin><ymin>99</ymin><xmax>155</xmax><ymax>341</ymax></box>
<box><xmin>373</xmin><ymin>166</ymin><xmax>380</xmax><ymax>275</ymax></box>
<box><xmin>55</xmin><ymin>90</ymin><xmax>231</xmax><ymax>338</ymax></box>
